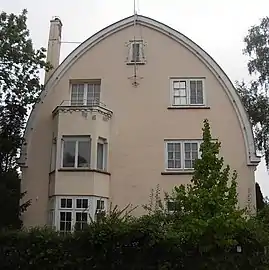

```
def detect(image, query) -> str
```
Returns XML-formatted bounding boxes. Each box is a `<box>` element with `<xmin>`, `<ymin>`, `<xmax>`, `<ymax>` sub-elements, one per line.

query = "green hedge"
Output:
<box><xmin>0</xmin><ymin>216</ymin><xmax>268</xmax><ymax>269</ymax></box>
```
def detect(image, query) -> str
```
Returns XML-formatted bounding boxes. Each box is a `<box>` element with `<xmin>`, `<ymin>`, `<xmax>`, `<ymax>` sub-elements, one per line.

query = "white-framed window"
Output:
<box><xmin>48</xmin><ymin>196</ymin><xmax>108</xmax><ymax>232</ymax></box>
<box><xmin>96</xmin><ymin>199</ymin><xmax>105</xmax><ymax>210</ymax></box>
<box><xmin>70</xmin><ymin>82</ymin><xmax>101</xmax><ymax>106</ymax></box>
<box><xmin>170</xmin><ymin>79</ymin><xmax>205</xmax><ymax>106</ymax></box>
<box><xmin>61</xmin><ymin>136</ymin><xmax>91</xmax><ymax>169</ymax></box>
<box><xmin>97</xmin><ymin>137</ymin><xmax>107</xmax><ymax>171</ymax></box>
<box><xmin>58</xmin><ymin>197</ymin><xmax>90</xmax><ymax>233</ymax></box>
<box><xmin>166</xmin><ymin>200</ymin><xmax>177</xmax><ymax>213</ymax></box>
<box><xmin>165</xmin><ymin>140</ymin><xmax>201</xmax><ymax>171</ymax></box>
<box><xmin>127</xmin><ymin>40</ymin><xmax>145</xmax><ymax>64</ymax></box>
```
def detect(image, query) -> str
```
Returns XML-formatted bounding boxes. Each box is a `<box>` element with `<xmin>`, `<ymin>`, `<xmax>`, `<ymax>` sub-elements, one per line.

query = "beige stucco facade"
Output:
<box><xmin>20</xmin><ymin>15</ymin><xmax>260</xmax><ymax>231</ymax></box>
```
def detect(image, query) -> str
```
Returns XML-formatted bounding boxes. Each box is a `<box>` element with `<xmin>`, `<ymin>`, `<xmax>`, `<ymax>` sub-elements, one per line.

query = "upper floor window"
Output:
<box><xmin>127</xmin><ymin>40</ymin><xmax>145</xmax><ymax>64</ymax></box>
<box><xmin>170</xmin><ymin>79</ymin><xmax>205</xmax><ymax>106</ymax></box>
<box><xmin>62</xmin><ymin>136</ymin><xmax>91</xmax><ymax>168</ymax></box>
<box><xmin>165</xmin><ymin>140</ymin><xmax>201</xmax><ymax>171</ymax></box>
<box><xmin>70</xmin><ymin>82</ymin><xmax>101</xmax><ymax>106</ymax></box>
<box><xmin>97</xmin><ymin>137</ymin><xmax>108</xmax><ymax>171</ymax></box>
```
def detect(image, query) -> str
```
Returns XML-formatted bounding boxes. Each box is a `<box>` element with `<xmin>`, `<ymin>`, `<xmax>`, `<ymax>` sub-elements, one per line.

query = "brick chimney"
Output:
<box><xmin>44</xmin><ymin>17</ymin><xmax>62</xmax><ymax>83</ymax></box>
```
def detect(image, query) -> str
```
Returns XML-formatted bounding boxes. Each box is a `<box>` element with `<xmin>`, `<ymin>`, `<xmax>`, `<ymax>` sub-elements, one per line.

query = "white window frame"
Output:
<box><xmin>96</xmin><ymin>137</ymin><xmax>108</xmax><ymax>171</ymax></box>
<box><xmin>127</xmin><ymin>40</ymin><xmax>145</xmax><ymax>64</ymax></box>
<box><xmin>70</xmin><ymin>82</ymin><xmax>101</xmax><ymax>106</ymax></box>
<box><xmin>165</xmin><ymin>140</ymin><xmax>201</xmax><ymax>171</ymax></box>
<box><xmin>56</xmin><ymin>196</ymin><xmax>91</xmax><ymax>232</ymax></box>
<box><xmin>49</xmin><ymin>196</ymin><xmax>108</xmax><ymax>232</ymax></box>
<box><xmin>170</xmin><ymin>78</ymin><xmax>206</xmax><ymax>107</ymax></box>
<box><xmin>61</xmin><ymin>136</ymin><xmax>91</xmax><ymax>169</ymax></box>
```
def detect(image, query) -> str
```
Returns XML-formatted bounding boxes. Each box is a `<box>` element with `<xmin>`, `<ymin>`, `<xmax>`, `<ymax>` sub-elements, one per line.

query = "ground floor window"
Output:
<box><xmin>48</xmin><ymin>196</ymin><xmax>108</xmax><ymax>232</ymax></box>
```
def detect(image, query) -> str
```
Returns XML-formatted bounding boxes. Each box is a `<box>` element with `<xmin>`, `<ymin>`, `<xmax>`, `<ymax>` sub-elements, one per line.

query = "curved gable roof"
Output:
<box><xmin>21</xmin><ymin>15</ymin><xmax>260</xmax><ymax>166</ymax></box>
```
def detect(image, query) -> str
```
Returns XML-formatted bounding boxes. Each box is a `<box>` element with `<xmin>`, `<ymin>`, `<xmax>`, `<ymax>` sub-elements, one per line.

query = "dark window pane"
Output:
<box><xmin>60</xmin><ymin>222</ymin><xmax>65</xmax><ymax>231</ymax></box>
<box><xmin>168</xmin><ymin>152</ymin><xmax>173</xmax><ymax>159</ymax></box>
<box><xmin>82</xmin><ymin>199</ymin><xmax>88</xmax><ymax>209</ymax></box>
<box><xmin>167</xmin><ymin>143</ymin><xmax>173</xmax><ymax>152</ymax></box>
<box><xmin>66</xmin><ymin>212</ymin><xmax>72</xmax><ymax>221</ymax></box>
<box><xmin>97</xmin><ymin>200</ymin><xmax>104</xmax><ymax>210</ymax></box>
<box><xmin>174</xmin><ymin>143</ymin><xmax>180</xmax><ymax>151</ymax></box>
<box><xmin>168</xmin><ymin>160</ymin><xmax>174</xmax><ymax>168</ymax></box>
<box><xmin>185</xmin><ymin>160</ymin><xmax>192</xmax><ymax>169</ymax></box>
<box><xmin>185</xmin><ymin>151</ymin><xmax>191</xmax><ymax>159</ymax></box>
<box><xmin>97</xmin><ymin>143</ymin><xmax>104</xmax><ymax>170</ymax></box>
<box><xmin>167</xmin><ymin>201</ymin><xmax>176</xmax><ymax>211</ymax></box>
<box><xmin>76</xmin><ymin>199</ymin><xmax>82</xmax><ymax>208</ymax></box>
<box><xmin>192</xmin><ymin>151</ymin><xmax>198</xmax><ymax>159</ymax></box>
<box><xmin>82</xmin><ymin>213</ymin><xmax>87</xmax><ymax>221</ymax></box>
<box><xmin>63</xmin><ymin>141</ymin><xmax>76</xmax><ymax>167</ymax></box>
<box><xmin>197</xmin><ymin>80</ymin><xmax>203</xmax><ymax>91</ymax></box>
<box><xmin>61</xmin><ymin>199</ymin><xmax>66</xmax><ymax>208</ymax></box>
<box><xmin>132</xmin><ymin>43</ymin><xmax>140</xmax><ymax>62</ymax></box>
<box><xmin>82</xmin><ymin>222</ymin><xmax>88</xmax><ymax>230</ymax></box>
<box><xmin>192</xmin><ymin>143</ymin><xmax>198</xmax><ymax>151</ymax></box>
<box><xmin>66</xmin><ymin>222</ymin><xmax>71</xmax><ymax>231</ymax></box>
<box><xmin>60</xmin><ymin>212</ymin><xmax>65</xmax><ymax>220</ymax></box>
<box><xmin>175</xmin><ymin>151</ymin><xmax>181</xmax><ymax>159</ymax></box>
<box><xmin>76</xmin><ymin>212</ymin><xmax>82</xmax><ymax>221</ymax></box>
<box><xmin>66</xmin><ymin>199</ymin><xmax>72</xmax><ymax>208</ymax></box>
<box><xmin>175</xmin><ymin>160</ymin><xmax>181</xmax><ymax>168</ymax></box>
<box><xmin>184</xmin><ymin>143</ymin><xmax>191</xmax><ymax>151</ymax></box>
<box><xmin>78</xmin><ymin>141</ymin><xmax>90</xmax><ymax>167</ymax></box>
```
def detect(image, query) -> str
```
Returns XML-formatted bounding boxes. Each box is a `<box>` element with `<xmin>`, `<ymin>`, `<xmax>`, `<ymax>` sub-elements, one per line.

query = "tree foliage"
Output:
<box><xmin>0</xmin><ymin>9</ymin><xmax>49</xmax><ymax>229</ymax></box>
<box><xmin>237</xmin><ymin>17</ymin><xmax>269</xmax><ymax>167</ymax></box>
<box><xmin>0</xmin><ymin>120</ymin><xmax>267</xmax><ymax>269</ymax></box>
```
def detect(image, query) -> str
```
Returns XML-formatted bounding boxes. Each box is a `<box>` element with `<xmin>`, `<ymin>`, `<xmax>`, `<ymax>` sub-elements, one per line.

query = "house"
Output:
<box><xmin>19</xmin><ymin>15</ymin><xmax>260</xmax><ymax>232</ymax></box>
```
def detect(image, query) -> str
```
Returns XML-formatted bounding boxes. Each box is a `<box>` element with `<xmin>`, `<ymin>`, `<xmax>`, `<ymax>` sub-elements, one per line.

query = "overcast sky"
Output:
<box><xmin>2</xmin><ymin>0</ymin><xmax>269</xmax><ymax>196</ymax></box>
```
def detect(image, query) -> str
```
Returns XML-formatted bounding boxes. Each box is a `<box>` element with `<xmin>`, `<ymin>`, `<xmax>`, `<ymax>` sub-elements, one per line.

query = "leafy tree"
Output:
<box><xmin>0</xmin><ymin>9</ymin><xmax>50</xmax><ymax>229</ymax></box>
<box><xmin>169</xmin><ymin>119</ymin><xmax>244</xmax><ymax>218</ymax></box>
<box><xmin>237</xmin><ymin>17</ymin><xmax>269</xmax><ymax>167</ymax></box>
<box><xmin>142</xmin><ymin>119</ymin><xmax>268</xmax><ymax>268</ymax></box>
<box><xmin>167</xmin><ymin>119</ymin><xmax>247</xmax><ymax>258</ymax></box>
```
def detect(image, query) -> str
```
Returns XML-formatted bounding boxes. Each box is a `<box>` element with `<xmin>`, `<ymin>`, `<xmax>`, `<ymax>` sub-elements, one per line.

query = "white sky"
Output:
<box><xmin>2</xmin><ymin>0</ymin><xmax>269</xmax><ymax>196</ymax></box>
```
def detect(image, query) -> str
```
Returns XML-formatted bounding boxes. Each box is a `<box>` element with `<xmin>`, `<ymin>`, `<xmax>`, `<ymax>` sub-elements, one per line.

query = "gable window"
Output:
<box><xmin>97</xmin><ymin>137</ymin><xmax>107</xmax><ymax>171</ymax></box>
<box><xmin>70</xmin><ymin>82</ymin><xmax>101</xmax><ymax>106</ymax></box>
<box><xmin>165</xmin><ymin>140</ymin><xmax>201</xmax><ymax>171</ymax></box>
<box><xmin>62</xmin><ymin>136</ymin><xmax>91</xmax><ymax>168</ymax></box>
<box><xmin>170</xmin><ymin>79</ymin><xmax>205</xmax><ymax>106</ymax></box>
<box><xmin>127</xmin><ymin>40</ymin><xmax>145</xmax><ymax>64</ymax></box>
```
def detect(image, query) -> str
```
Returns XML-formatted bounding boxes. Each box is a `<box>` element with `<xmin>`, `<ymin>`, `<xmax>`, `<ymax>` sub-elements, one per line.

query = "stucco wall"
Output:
<box><xmin>21</xmin><ymin>22</ymin><xmax>256</xmax><ymax>227</ymax></box>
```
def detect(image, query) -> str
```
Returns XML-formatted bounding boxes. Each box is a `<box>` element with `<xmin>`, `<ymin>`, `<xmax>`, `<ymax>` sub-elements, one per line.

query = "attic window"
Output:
<box><xmin>127</xmin><ymin>40</ymin><xmax>145</xmax><ymax>65</ymax></box>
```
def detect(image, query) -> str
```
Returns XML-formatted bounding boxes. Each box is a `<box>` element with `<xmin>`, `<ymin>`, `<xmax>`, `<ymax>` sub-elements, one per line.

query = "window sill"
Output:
<box><xmin>161</xmin><ymin>170</ymin><xmax>194</xmax><ymax>175</ymax></box>
<box><xmin>58</xmin><ymin>168</ymin><xmax>111</xmax><ymax>175</ymax></box>
<box><xmin>167</xmin><ymin>106</ymin><xmax>210</xmax><ymax>110</ymax></box>
<box><xmin>126</xmin><ymin>61</ymin><xmax>146</xmax><ymax>65</ymax></box>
